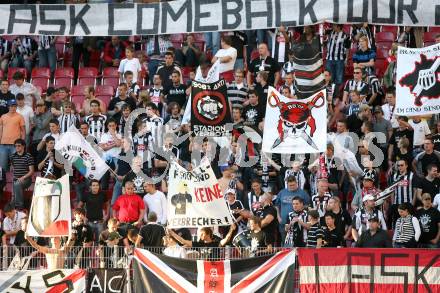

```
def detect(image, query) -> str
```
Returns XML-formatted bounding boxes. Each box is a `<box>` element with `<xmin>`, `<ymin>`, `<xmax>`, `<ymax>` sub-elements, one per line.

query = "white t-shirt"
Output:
<box><xmin>433</xmin><ymin>194</ymin><xmax>440</xmax><ymax>212</ymax></box>
<box><xmin>100</xmin><ymin>132</ymin><xmax>122</xmax><ymax>159</ymax></box>
<box><xmin>17</xmin><ymin>105</ymin><xmax>34</xmax><ymax>135</ymax></box>
<box><xmin>163</xmin><ymin>245</ymin><xmax>187</xmax><ymax>258</ymax></box>
<box><xmin>42</xmin><ymin>132</ymin><xmax>61</xmax><ymax>142</ymax></box>
<box><xmin>118</xmin><ymin>57</ymin><xmax>142</xmax><ymax>83</ymax></box>
<box><xmin>409</xmin><ymin>119</ymin><xmax>431</xmax><ymax>147</ymax></box>
<box><xmin>3</xmin><ymin>211</ymin><xmax>26</xmax><ymax>244</ymax></box>
<box><xmin>143</xmin><ymin>190</ymin><xmax>167</xmax><ymax>224</ymax></box>
<box><xmin>381</xmin><ymin>103</ymin><xmax>398</xmax><ymax>128</ymax></box>
<box><xmin>215</xmin><ymin>47</ymin><xmax>237</xmax><ymax>73</ymax></box>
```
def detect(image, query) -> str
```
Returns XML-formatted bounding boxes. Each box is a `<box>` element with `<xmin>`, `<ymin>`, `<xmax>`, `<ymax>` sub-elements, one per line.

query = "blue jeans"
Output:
<box><xmin>148</xmin><ymin>58</ymin><xmax>161</xmax><ymax>84</ymax></box>
<box><xmin>13</xmin><ymin>177</ymin><xmax>32</xmax><ymax>209</ymax></box>
<box><xmin>326</xmin><ymin>60</ymin><xmax>345</xmax><ymax>86</ymax></box>
<box><xmin>204</xmin><ymin>32</ymin><xmax>220</xmax><ymax>55</ymax></box>
<box><xmin>0</xmin><ymin>145</ymin><xmax>16</xmax><ymax>171</ymax></box>
<box><xmin>111</xmin><ymin>180</ymin><xmax>122</xmax><ymax>207</ymax></box>
<box><xmin>38</xmin><ymin>46</ymin><xmax>57</xmax><ymax>75</ymax></box>
<box><xmin>10</xmin><ymin>56</ymin><xmax>34</xmax><ymax>79</ymax></box>
<box><xmin>88</xmin><ymin>221</ymin><xmax>105</xmax><ymax>244</ymax></box>
<box><xmin>234</xmin><ymin>58</ymin><xmax>244</xmax><ymax>71</ymax></box>
<box><xmin>74</xmin><ymin>179</ymin><xmax>89</xmax><ymax>204</ymax></box>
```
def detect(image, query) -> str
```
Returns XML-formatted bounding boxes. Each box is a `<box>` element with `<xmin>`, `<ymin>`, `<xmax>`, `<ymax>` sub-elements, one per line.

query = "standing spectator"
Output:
<box><xmin>412</xmin><ymin>138</ymin><xmax>440</xmax><ymax>179</ymax></box>
<box><xmin>326</xmin><ymin>196</ymin><xmax>352</xmax><ymax>241</ymax></box>
<box><xmin>9</xmin><ymin>71</ymin><xmax>40</xmax><ymax>108</ymax></box>
<box><xmin>269</xmin><ymin>26</ymin><xmax>291</xmax><ymax>67</ymax></box>
<box><xmin>31</xmin><ymin>99</ymin><xmax>52</xmax><ymax>159</ymax></box>
<box><xmin>322</xmin><ymin>212</ymin><xmax>344</xmax><ymax>247</ymax></box>
<box><xmin>242</xmin><ymin>90</ymin><xmax>264</xmax><ymax>130</ymax></box>
<box><xmin>70</xmin><ymin>208</ymin><xmax>93</xmax><ymax>268</ymax></box>
<box><xmin>212</xmin><ymin>36</ymin><xmax>237</xmax><ymax>82</ymax></box>
<box><xmin>148</xmin><ymin>75</ymin><xmax>164</xmax><ymax>114</ymax></box>
<box><xmin>156</xmin><ymin>52</ymin><xmax>182</xmax><ymax>92</ymax></box>
<box><xmin>398</xmin><ymin>27</ymin><xmax>417</xmax><ymax>48</ymax></box>
<box><xmin>204</xmin><ymin>31</ymin><xmax>220</xmax><ymax>56</ymax></box>
<box><xmin>393</xmin><ymin>203</ymin><xmax>421</xmax><ymax>248</ymax></box>
<box><xmin>123</xmin><ymin>156</ymin><xmax>149</xmax><ymax>196</ymax></box>
<box><xmin>223</xmin><ymin>31</ymin><xmax>247</xmax><ymax>70</ymax></box>
<box><xmin>306</xmin><ymin>210</ymin><xmax>324</xmax><ymax>248</ymax></box>
<box><xmin>38</xmin><ymin>36</ymin><xmax>58</xmax><ymax>77</ymax></box>
<box><xmin>353</xmin><ymin>36</ymin><xmax>376</xmax><ymax>76</ymax></box>
<box><xmin>85</xmin><ymin>100</ymin><xmax>107</xmax><ymax>142</ymax></box>
<box><xmin>0</xmin><ymin>80</ymin><xmax>14</xmax><ymax>117</ymax></box>
<box><xmin>81</xmin><ymin>86</ymin><xmax>107</xmax><ymax>116</ymax></box>
<box><xmin>10</xmin><ymin>139</ymin><xmax>34</xmax><ymax>209</ymax></box>
<box><xmin>342</xmin><ymin>68</ymin><xmax>369</xmax><ymax>104</ymax></box>
<box><xmin>0</xmin><ymin>100</ymin><xmax>25</xmax><ymax>171</ymax></box>
<box><xmin>415</xmin><ymin>164</ymin><xmax>440</xmax><ymax>204</ymax></box>
<box><xmin>431</xmin><ymin>121</ymin><xmax>440</xmax><ymax>151</ymax></box>
<box><xmin>10</xmin><ymin>36</ymin><xmax>38</xmax><ymax>78</ymax></box>
<box><xmin>79</xmin><ymin>180</ymin><xmax>109</xmax><ymax>244</ymax></box>
<box><xmin>247</xmin><ymin>43</ymin><xmax>280</xmax><ymax>87</ymax></box>
<box><xmin>143</xmin><ymin>182</ymin><xmax>167</xmax><ymax>225</ymax></box>
<box><xmin>162</xmin><ymin>235</ymin><xmax>187</xmax><ymax>258</ymax></box>
<box><xmin>382</xmin><ymin>88</ymin><xmax>398</xmax><ymax>128</ymax></box>
<box><xmin>145</xmin><ymin>35</ymin><xmax>173</xmax><ymax>84</ymax></box>
<box><xmin>15</xmin><ymin>93</ymin><xmax>34</xmax><ymax>146</ymax></box>
<box><xmin>135</xmin><ymin>212</ymin><xmax>166</xmax><ymax>248</ymax></box>
<box><xmin>311</xmin><ymin>179</ymin><xmax>332</xmax><ymax>218</ymax></box>
<box><xmin>0</xmin><ymin>37</ymin><xmax>11</xmax><ymax>73</ymax></box>
<box><xmin>410</xmin><ymin>117</ymin><xmax>431</xmax><ymax>156</ymax></box>
<box><xmin>352</xmin><ymin>195</ymin><xmax>387</xmax><ymax>242</ymax></box>
<box><xmin>103</xmin><ymin>36</ymin><xmax>126</xmax><ymax>68</ymax></box>
<box><xmin>112</xmin><ymin>181</ymin><xmax>146</xmax><ymax>230</ymax></box>
<box><xmin>284</xmin><ymin>197</ymin><xmax>309</xmax><ymax>247</ymax></box>
<box><xmin>108</xmin><ymin>83</ymin><xmax>137</xmax><ymax>120</ymax></box>
<box><xmin>37</xmin><ymin>136</ymin><xmax>63</xmax><ymax>179</ymax></box>
<box><xmin>388</xmin><ymin>116</ymin><xmax>414</xmax><ymax>170</ymax></box>
<box><xmin>163</xmin><ymin>71</ymin><xmax>187</xmax><ymax>109</ymax></box>
<box><xmin>325</xmin><ymin>24</ymin><xmax>350</xmax><ymax>88</ymax></box>
<box><xmin>123</xmin><ymin>71</ymin><xmax>141</xmax><ymax>100</ymax></box>
<box><xmin>180</xmin><ymin>34</ymin><xmax>200</xmax><ymax>68</ymax></box>
<box><xmin>98</xmin><ymin>218</ymin><xmax>127</xmax><ymax>269</ymax></box>
<box><xmin>243</xmin><ymin>178</ymin><xmax>265</xmax><ymax>213</ymax></box>
<box><xmin>352</xmin><ymin>23</ymin><xmax>376</xmax><ymax>51</ymax></box>
<box><xmin>417</xmin><ymin>193</ymin><xmax>440</xmax><ymax>248</ymax></box>
<box><xmin>99</xmin><ymin>118</ymin><xmax>122</xmax><ymax>167</ymax></box>
<box><xmin>2</xmin><ymin>203</ymin><xmax>26</xmax><ymax>245</ymax></box>
<box><xmin>259</xmin><ymin>193</ymin><xmax>280</xmax><ymax>246</ymax></box>
<box><xmin>71</xmin><ymin>37</ymin><xmax>95</xmax><ymax>81</ymax></box>
<box><xmin>51</xmin><ymin>87</ymin><xmax>72</xmax><ymax>116</ymax></box>
<box><xmin>118</xmin><ymin>46</ymin><xmax>141</xmax><ymax>84</ymax></box>
<box><xmin>37</xmin><ymin>119</ymin><xmax>61</xmax><ymax>151</ymax></box>
<box><xmin>364</xmin><ymin>73</ymin><xmax>383</xmax><ymax>106</ymax></box>
<box><xmin>356</xmin><ymin>216</ymin><xmax>392</xmax><ymax>248</ymax></box>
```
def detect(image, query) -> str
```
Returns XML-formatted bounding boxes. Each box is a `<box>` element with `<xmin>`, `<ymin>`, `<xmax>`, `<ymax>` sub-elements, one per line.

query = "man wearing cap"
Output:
<box><xmin>351</xmin><ymin>194</ymin><xmax>387</xmax><ymax>242</ymax></box>
<box><xmin>225</xmin><ymin>188</ymin><xmax>246</xmax><ymax>233</ymax></box>
<box><xmin>9</xmin><ymin>71</ymin><xmax>40</xmax><ymax>108</ymax></box>
<box><xmin>0</xmin><ymin>99</ymin><xmax>25</xmax><ymax>171</ymax></box>
<box><xmin>351</xmin><ymin>171</ymin><xmax>380</xmax><ymax>211</ymax></box>
<box><xmin>356</xmin><ymin>216</ymin><xmax>392</xmax><ymax>248</ymax></box>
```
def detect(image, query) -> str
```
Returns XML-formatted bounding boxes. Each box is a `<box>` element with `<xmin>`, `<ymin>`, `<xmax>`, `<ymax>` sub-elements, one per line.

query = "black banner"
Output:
<box><xmin>87</xmin><ymin>269</ymin><xmax>127</xmax><ymax>293</ymax></box>
<box><xmin>191</xmin><ymin>79</ymin><xmax>231</xmax><ymax>137</ymax></box>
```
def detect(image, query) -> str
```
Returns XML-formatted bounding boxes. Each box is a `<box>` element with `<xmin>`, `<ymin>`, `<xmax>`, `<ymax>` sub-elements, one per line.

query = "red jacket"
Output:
<box><xmin>103</xmin><ymin>41</ymin><xmax>127</xmax><ymax>64</ymax></box>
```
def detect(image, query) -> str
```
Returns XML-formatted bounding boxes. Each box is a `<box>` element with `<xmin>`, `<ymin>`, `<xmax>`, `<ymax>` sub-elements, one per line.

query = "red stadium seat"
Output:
<box><xmin>71</xmin><ymin>85</ymin><xmax>89</xmax><ymax>96</ymax></box>
<box><xmin>32</xmin><ymin>78</ymin><xmax>49</xmax><ymax>92</ymax></box>
<box><xmin>381</xmin><ymin>25</ymin><xmax>399</xmax><ymax>35</ymax></box>
<box><xmin>428</xmin><ymin>27</ymin><xmax>440</xmax><ymax>33</ymax></box>
<box><xmin>78</xmin><ymin>67</ymin><xmax>98</xmax><ymax>86</ymax></box>
<box><xmin>0</xmin><ymin>70</ymin><xmax>3</xmax><ymax>80</ymax></box>
<box><xmin>375</xmin><ymin>59</ymin><xmax>388</xmax><ymax>78</ymax></box>
<box><xmin>423</xmin><ymin>32</ymin><xmax>438</xmax><ymax>46</ymax></box>
<box><xmin>375</xmin><ymin>31</ymin><xmax>396</xmax><ymax>42</ymax></box>
<box><xmin>102</xmin><ymin>67</ymin><xmax>120</xmax><ymax>88</ymax></box>
<box><xmin>55</xmin><ymin>36</ymin><xmax>69</xmax><ymax>66</ymax></box>
<box><xmin>54</xmin><ymin>67</ymin><xmax>74</xmax><ymax>89</ymax></box>
<box><xmin>31</xmin><ymin>67</ymin><xmax>51</xmax><ymax>79</ymax></box>
<box><xmin>71</xmin><ymin>95</ymin><xmax>86</xmax><ymax>109</ymax></box>
<box><xmin>31</xmin><ymin>68</ymin><xmax>50</xmax><ymax>92</ymax></box>
<box><xmin>8</xmin><ymin>67</ymin><xmax>27</xmax><ymax>82</ymax></box>
<box><xmin>376</xmin><ymin>42</ymin><xmax>393</xmax><ymax>50</ymax></box>
<box><xmin>96</xmin><ymin>85</ymin><xmax>114</xmax><ymax>96</ymax></box>
<box><xmin>96</xmin><ymin>94</ymin><xmax>112</xmax><ymax>107</ymax></box>
<box><xmin>376</xmin><ymin>48</ymin><xmax>390</xmax><ymax>60</ymax></box>
<box><xmin>342</xmin><ymin>24</ymin><xmax>352</xmax><ymax>35</ymax></box>
<box><xmin>193</xmin><ymin>33</ymin><xmax>206</xmax><ymax>50</ymax></box>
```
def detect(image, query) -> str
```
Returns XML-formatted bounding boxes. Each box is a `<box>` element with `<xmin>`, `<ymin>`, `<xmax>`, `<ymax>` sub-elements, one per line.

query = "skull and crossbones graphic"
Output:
<box><xmin>268</xmin><ymin>91</ymin><xmax>324</xmax><ymax>150</ymax></box>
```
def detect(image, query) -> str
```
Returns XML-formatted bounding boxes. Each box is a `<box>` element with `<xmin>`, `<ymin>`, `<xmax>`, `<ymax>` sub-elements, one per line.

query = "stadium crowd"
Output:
<box><xmin>0</xmin><ymin>22</ymin><xmax>439</xmax><ymax>269</ymax></box>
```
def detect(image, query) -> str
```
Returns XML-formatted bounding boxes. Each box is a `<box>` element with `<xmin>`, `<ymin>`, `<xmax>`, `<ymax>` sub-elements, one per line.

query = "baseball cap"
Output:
<box><xmin>363</xmin><ymin>194</ymin><xmax>375</xmax><ymax>202</ymax></box>
<box><xmin>225</xmin><ymin>188</ymin><xmax>236</xmax><ymax>195</ymax></box>
<box><xmin>362</xmin><ymin>170</ymin><xmax>376</xmax><ymax>181</ymax></box>
<box><xmin>8</xmin><ymin>99</ymin><xmax>17</xmax><ymax>106</ymax></box>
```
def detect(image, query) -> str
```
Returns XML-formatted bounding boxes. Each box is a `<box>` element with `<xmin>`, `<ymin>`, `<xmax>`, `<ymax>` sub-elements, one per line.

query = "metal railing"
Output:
<box><xmin>0</xmin><ymin>245</ymin><xmax>284</xmax><ymax>271</ymax></box>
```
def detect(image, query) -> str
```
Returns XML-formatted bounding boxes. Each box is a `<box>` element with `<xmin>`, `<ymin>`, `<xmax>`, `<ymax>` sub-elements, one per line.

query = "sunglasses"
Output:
<box><xmin>397</xmin><ymin>164</ymin><xmax>405</xmax><ymax>167</ymax></box>
<box><xmin>354</xmin><ymin>72</ymin><xmax>362</xmax><ymax>74</ymax></box>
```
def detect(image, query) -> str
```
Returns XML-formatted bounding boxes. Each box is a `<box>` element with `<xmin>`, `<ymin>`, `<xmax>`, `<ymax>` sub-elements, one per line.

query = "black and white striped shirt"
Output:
<box><xmin>227</xmin><ymin>82</ymin><xmax>248</xmax><ymax>109</ymax></box>
<box><xmin>366</xmin><ymin>75</ymin><xmax>383</xmax><ymax>96</ymax></box>
<box><xmin>132</xmin><ymin>133</ymin><xmax>153</xmax><ymax>168</ymax></box>
<box><xmin>312</xmin><ymin>192</ymin><xmax>332</xmax><ymax>218</ymax></box>
<box><xmin>58</xmin><ymin>113</ymin><xmax>80</xmax><ymax>134</ymax></box>
<box><xmin>284</xmin><ymin>169</ymin><xmax>306</xmax><ymax>190</ymax></box>
<box><xmin>39</xmin><ymin>36</ymin><xmax>55</xmax><ymax>50</ymax></box>
<box><xmin>85</xmin><ymin>114</ymin><xmax>107</xmax><ymax>141</ymax></box>
<box><xmin>0</xmin><ymin>38</ymin><xmax>11</xmax><ymax>57</ymax></box>
<box><xmin>14</xmin><ymin>37</ymin><xmax>35</xmax><ymax>58</ymax></box>
<box><xmin>389</xmin><ymin>172</ymin><xmax>415</xmax><ymax>205</ymax></box>
<box><xmin>142</xmin><ymin>116</ymin><xmax>163</xmax><ymax>148</ymax></box>
<box><xmin>343</xmin><ymin>79</ymin><xmax>369</xmax><ymax>97</ymax></box>
<box><xmin>326</xmin><ymin>30</ymin><xmax>350</xmax><ymax>61</ymax></box>
<box><xmin>394</xmin><ymin>215</ymin><xmax>419</xmax><ymax>243</ymax></box>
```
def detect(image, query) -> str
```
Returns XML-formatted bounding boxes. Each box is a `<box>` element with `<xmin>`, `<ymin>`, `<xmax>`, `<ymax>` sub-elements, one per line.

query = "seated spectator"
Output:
<box><xmin>212</xmin><ymin>35</ymin><xmax>237</xmax><ymax>82</ymax></box>
<box><xmin>113</xmin><ymin>180</ymin><xmax>145</xmax><ymax>230</ymax></box>
<box><xmin>163</xmin><ymin>234</ymin><xmax>187</xmax><ymax>258</ymax></box>
<box><xmin>179</xmin><ymin>34</ymin><xmax>200</xmax><ymax>68</ymax></box>
<box><xmin>79</xmin><ymin>179</ymin><xmax>109</xmax><ymax>244</ymax></box>
<box><xmin>417</xmin><ymin>193</ymin><xmax>440</xmax><ymax>248</ymax></box>
<box><xmin>81</xmin><ymin>86</ymin><xmax>107</xmax><ymax>116</ymax></box>
<box><xmin>37</xmin><ymin>118</ymin><xmax>61</xmax><ymax>151</ymax></box>
<box><xmin>284</xmin><ymin>197</ymin><xmax>309</xmax><ymax>247</ymax></box>
<box><xmin>306</xmin><ymin>210</ymin><xmax>324</xmax><ymax>248</ymax></box>
<box><xmin>0</xmin><ymin>79</ymin><xmax>15</xmax><ymax>117</ymax></box>
<box><xmin>393</xmin><ymin>203</ymin><xmax>421</xmax><ymax>248</ymax></box>
<box><xmin>352</xmin><ymin>195</ymin><xmax>387</xmax><ymax>242</ymax></box>
<box><xmin>2</xmin><ymin>203</ymin><xmax>26</xmax><ymax>246</ymax></box>
<box><xmin>10</xmin><ymin>36</ymin><xmax>38</xmax><ymax>78</ymax></box>
<box><xmin>135</xmin><ymin>212</ymin><xmax>166</xmax><ymax>248</ymax></box>
<box><xmin>9</xmin><ymin>71</ymin><xmax>40</xmax><ymax>108</ymax></box>
<box><xmin>51</xmin><ymin>87</ymin><xmax>72</xmax><ymax>116</ymax></box>
<box><xmin>103</xmin><ymin>36</ymin><xmax>126</xmax><ymax>68</ymax></box>
<box><xmin>322</xmin><ymin>212</ymin><xmax>344</xmax><ymax>247</ymax></box>
<box><xmin>353</xmin><ymin>36</ymin><xmax>376</xmax><ymax>76</ymax></box>
<box><xmin>157</xmin><ymin>52</ymin><xmax>183</xmax><ymax>92</ymax></box>
<box><xmin>108</xmin><ymin>83</ymin><xmax>137</xmax><ymax>120</ymax></box>
<box><xmin>37</xmin><ymin>135</ymin><xmax>63</xmax><ymax>179</ymax></box>
<box><xmin>118</xmin><ymin>46</ymin><xmax>141</xmax><ymax>84</ymax></box>
<box><xmin>356</xmin><ymin>216</ymin><xmax>392</xmax><ymax>248</ymax></box>
<box><xmin>10</xmin><ymin>139</ymin><xmax>34</xmax><ymax>209</ymax></box>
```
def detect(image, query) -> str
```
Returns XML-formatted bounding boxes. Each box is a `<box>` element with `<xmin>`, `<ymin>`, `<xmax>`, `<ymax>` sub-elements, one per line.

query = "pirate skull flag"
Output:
<box><xmin>191</xmin><ymin>79</ymin><xmax>231</xmax><ymax>136</ymax></box>
<box><xmin>396</xmin><ymin>43</ymin><xmax>440</xmax><ymax>116</ymax></box>
<box><xmin>262</xmin><ymin>87</ymin><xmax>327</xmax><ymax>154</ymax></box>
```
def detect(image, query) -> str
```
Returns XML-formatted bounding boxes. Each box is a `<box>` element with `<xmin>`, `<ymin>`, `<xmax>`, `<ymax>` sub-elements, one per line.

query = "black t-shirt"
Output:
<box><xmin>417</xmin><ymin>152</ymin><xmax>440</xmax><ymax>176</ymax></box>
<box><xmin>254</xmin><ymin>83</ymin><xmax>269</xmax><ymax>108</ymax></box>
<box><xmin>242</xmin><ymin>104</ymin><xmax>264</xmax><ymax>129</ymax></box>
<box><xmin>416</xmin><ymin>177</ymin><xmax>440</xmax><ymax>197</ymax></box>
<box><xmin>192</xmin><ymin>239</ymin><xmax>221</xmax><ymax>259</ymax></box>
<box><xmin>157</xmin><ymin>65</ymin><xmax>179</xmax><ymax>91</ymax></box>
<box><xmin>333</xmin><ymin>209</ymin><xmax>352</xmax><ymax>237</ymax></box>
<box><xmin>432</xmin><ymin>133</ymin><xmax>440</xmax><ymax>151</ymax></box>
<box><xmin>139</xmin><ymin>223</ymin><xmax>166</xmax><ymax>247</ymax></box>
<box><xmin>347</xmin><ymin>114</ymin><xmax>364</xmax><ymax>138</ymax></box>
<box><xmin>164</xmin><ymin>84</ymin><xmax>187</xmax><ymax>108</ymax></box>
<box><xmin>81</xmin><ymin>191</ymin><xmax>107</xmax><ymax>222</ymax></box>
<box><xmin>170</xmin><ymin>192</ymin><xmax>192</xmax><ymax>215</ymax></box>
<box><xmin>249</xmin><ymin>56</ymin><xmax>280</xmax><ymax>85</ymax></box>
<box><xmin>417</xmin><ymin>207</ymin><xmax>440</xmax><ymax>244</ymax></box>
<box><xmin>389</xmin><ymin>128</ymin><xmax>414</xmax><ymax>157</ymax></box>
<box><xmin>175</xmin><ymin>228</ymin><xmax>192</xmax><ymax>241</ymax></box>
<box><xmin>36</xmin><ymin>150</ymin><xmax>62</xmax><ymax>178</ymax></box>
<box><xmin>72</xmin><ymin>222</ymin><xmax>93</xmax><ymax>246</ymax></box>
<box><xmin>249</xmin><ymin>230</ymin><xmax>269</xmax><ymax>251</ymax></box>
<box><xmin>260</xmin><ymin>205</ymin><xmax>279</xmax><ymax>245</ymax></box>
<box><xmin>230</xmin><ymin>31</ymin><xmax>247</xmax><ymax>59</ymax></box>
<box><xmin>108</xmin><ymin>96</ymin><xmax>137</xmax><ymax>114</ymax></box>
<box><xmin>0</xmin><ymin>91</ymin><xmax>14</xmax><ymax>116</ymax></box>
<box><xmin>116</xmin><ymin>153</ymin><xmax>132</xmax><ymax>176</ymax></box>
<box><xmin>323</xmin><ymin>226</ymin><xmax>344</xmax><ymax>247</ymax></box>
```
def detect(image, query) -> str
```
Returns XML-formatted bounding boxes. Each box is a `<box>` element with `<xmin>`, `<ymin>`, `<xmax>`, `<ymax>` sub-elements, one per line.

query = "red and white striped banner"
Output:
<box><xmin>298</xmin><ymin>248</ymin><xmax>440</xmax><ymax>293</ymax></box>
